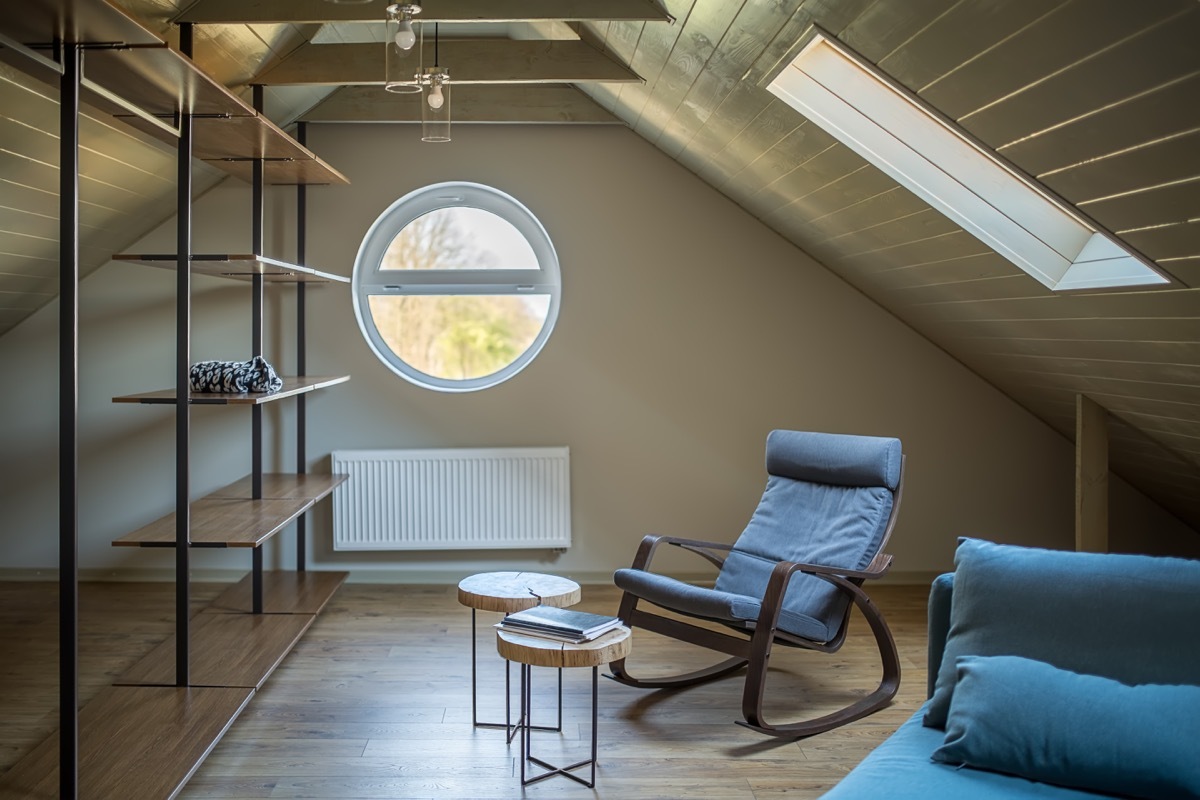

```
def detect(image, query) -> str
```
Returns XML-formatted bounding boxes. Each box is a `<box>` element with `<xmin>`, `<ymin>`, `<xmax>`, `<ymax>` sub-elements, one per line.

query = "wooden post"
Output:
<box><xmin>1075</xmin><ymin>394</ymin><xmax>1109</xmax><ymax>553</ymax></box>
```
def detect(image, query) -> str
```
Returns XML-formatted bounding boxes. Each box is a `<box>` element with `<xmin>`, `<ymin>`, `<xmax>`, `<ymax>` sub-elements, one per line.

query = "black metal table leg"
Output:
<box><xmin>469</xmin><ymin>608</ymin><xmax>561</xmax><ymax>738</ymax></box>
<box><xmin>520</xmin><ymin>665</ymin><xmax>599</xmax><ymax>788</ymax></box>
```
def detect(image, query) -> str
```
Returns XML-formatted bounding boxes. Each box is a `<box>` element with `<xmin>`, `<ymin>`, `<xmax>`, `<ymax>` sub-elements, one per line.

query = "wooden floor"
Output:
<box><xmin>0</xmin><ymin>580</ymin><xmax>931</xmax><ymax>799</ymax></box>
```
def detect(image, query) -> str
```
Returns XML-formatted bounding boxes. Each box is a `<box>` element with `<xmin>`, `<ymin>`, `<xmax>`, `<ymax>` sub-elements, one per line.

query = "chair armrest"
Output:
<box><xmin>755</xmin><ymin>555</ymin><xmax>893</xmax><ymax>641</ymax></box>
<box><xmin>628</xmin><ymin>534</ymin><xmax>735</xmax><ymax>572</ymax></box>
<box><xmin>782</xmin><ymin>552</ymin><xmax>894</xmax><ymax>581</ymax></box>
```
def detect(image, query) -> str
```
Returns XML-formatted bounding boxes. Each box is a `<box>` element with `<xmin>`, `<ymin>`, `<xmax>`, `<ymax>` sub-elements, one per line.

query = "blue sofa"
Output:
<box><xmin>822</xmin><ymin>539</ymin><xmax>1200</xmax><ymax>799</ymax></box>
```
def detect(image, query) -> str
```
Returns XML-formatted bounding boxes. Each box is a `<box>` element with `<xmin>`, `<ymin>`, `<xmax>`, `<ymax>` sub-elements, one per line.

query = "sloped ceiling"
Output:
<box><xmin>572</xmin><ymin>0</ymin><xmax>1200</xmax><ymax>534</ymax></box>
<box><xmin>0</xmin><ymin>0</ymin><xmax>1197</xmax><ymax>535</ymax></box>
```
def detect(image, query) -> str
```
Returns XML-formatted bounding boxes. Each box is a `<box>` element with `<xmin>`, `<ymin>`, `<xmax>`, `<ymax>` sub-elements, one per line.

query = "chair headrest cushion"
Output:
<box><xmin>766</xmin><ymin>430</ymin><xmax>902</xmax><ymax>490</ymax></box>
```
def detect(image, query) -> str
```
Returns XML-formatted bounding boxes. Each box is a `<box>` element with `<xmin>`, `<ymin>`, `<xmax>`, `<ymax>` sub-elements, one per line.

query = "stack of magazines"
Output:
<box><xmin>497</xmin><ymin>606</ymin><xmax>622</xmax><ymax>644</ymax></box>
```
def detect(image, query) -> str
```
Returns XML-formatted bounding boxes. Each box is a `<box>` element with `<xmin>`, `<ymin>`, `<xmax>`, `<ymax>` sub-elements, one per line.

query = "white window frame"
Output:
<box><xmin>351</xmin><ymin>181</ymin><xmax>562</xmax><ymax>392</ymax></box>
<box><xmin>765</xmin><ymin>30</ymin><xmax>1170</xmax><ymax>293</ymax></box>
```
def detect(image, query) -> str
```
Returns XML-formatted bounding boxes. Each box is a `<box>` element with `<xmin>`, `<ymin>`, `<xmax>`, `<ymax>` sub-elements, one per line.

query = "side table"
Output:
<box><xmin>456</xmin><ymin>572</ymin><xmax>581</xmax><ymax>737</ymax></box>
<box><xmin>497</xmin><ymin>625</ymin><xmax>632</xmax><ymax>787</ymax></box>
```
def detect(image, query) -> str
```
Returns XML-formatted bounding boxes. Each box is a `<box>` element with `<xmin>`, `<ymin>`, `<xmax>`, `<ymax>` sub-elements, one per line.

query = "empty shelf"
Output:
<box><xmin>112</xmin><ymin>374</ymin><xmax>350</xmax><ymax>405</ymax></box>
<box><xmin>112</xmin><ymin>495</ymin><xmax>313</xmax><ymax>548</ymax></box>
<box><xmin>112</xmin><ymin>253</ymin><xmax>349</xmax><ymax>283</ymax></box>
<box><xmin>209</xmin><ymin>472</ymin><xmax>348</xmax><ymax>501</ymax></box>
<box><xmin>0</xmin><ymin>685</ymin><xmax>252</xmax><ymax>800</ymax></box>
<box><xmin>209</xmin><ymin>570</ymin><xmax>348</xmax><ymax>615</ymax></box>
<box><xmin>115</xmin><ymin>610</ymin><xmax>314</xmax><ymax>689</ymax></box>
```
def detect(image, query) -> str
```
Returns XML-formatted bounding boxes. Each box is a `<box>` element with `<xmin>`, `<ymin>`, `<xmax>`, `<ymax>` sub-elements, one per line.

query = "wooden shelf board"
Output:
<box><xmin>112</xmin><ymin>253</ymin><xmax>349</xmax><ymax>283</ymax></box>
<box><xmin>112</xmin><ymin>374</ymin><xmax>350</xmax><ymax>405</ymax></box>
<box><xmin>120</xmin><ymin>115</ymin><xmax>350</xmax><ymax>185</ymax></box>
<box><xmin>112</xmin><ymin>495</ymin><xmax>313</xmax><ymax>548</ymax></box>
<box><xmin>0</xmin><ymin>684</ymin><xmax>252</xmax><ymax>800</ymax></box>
<box><xmin>116</xmin><ymin>610</ymin><xmax>314</xmax><ymax>689</ymax></box>
<box><xmin>209</xmin><ymin>472</ymin><xmax>348</xmax><ymax>501</ymax></box>
<box><xmin>0</xmin><ymin>0</ymin><xmax>161</xmax><ymax>52</ymax></box>
<box><xmin>206</xmin><ymin>155</ymin><xmax>351</xmax><ymax>186</ymax></box>
<box><xmin>209</xmin><ymin>570</ymin><xmax>349</xmax><ymax>615</ymax></box>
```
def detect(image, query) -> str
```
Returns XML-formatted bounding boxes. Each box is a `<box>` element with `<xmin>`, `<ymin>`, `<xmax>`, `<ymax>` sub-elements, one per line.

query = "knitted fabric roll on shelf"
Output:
<box><xmin>190</xmin><ymin>356</ymin><xmax>284</xmax><ymax>393</ymax></box>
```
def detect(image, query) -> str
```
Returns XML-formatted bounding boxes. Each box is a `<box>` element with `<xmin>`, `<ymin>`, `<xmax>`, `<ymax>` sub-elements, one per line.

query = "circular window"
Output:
<box><xmin>352</xmin><ymin>182</ymin><xmax>561</xmax><ymax>392</ymax></box>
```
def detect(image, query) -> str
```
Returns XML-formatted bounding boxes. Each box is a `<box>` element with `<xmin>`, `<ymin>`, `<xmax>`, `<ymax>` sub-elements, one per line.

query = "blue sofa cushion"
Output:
<box><xmin>925</xmin><ymin>538</ymin><xmax>1200</xmax><ymax>729</ymax></box>
<box><xmin>934</xmin><ymin>655</ymin><xmax>1200</xmax><ymax>799</ymax></box>
<box><xmin>821</xmin><ymin>707</ymin><xmax>1109</xmax><ymax>800</ymax></box>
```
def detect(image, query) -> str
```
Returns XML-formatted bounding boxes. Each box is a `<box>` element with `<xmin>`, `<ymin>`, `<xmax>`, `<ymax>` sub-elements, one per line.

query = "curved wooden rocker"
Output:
<box><xmin>607</xmin><ymin>430</ymin><xmax>905</xmax><ymax>739</ymax></box>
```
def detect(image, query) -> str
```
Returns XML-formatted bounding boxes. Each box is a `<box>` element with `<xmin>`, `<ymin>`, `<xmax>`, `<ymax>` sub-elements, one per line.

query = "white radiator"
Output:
<box><xmin>331</xmin><ymin>447</ymin><xmax>571</xmax><ymax>551</ymax></box>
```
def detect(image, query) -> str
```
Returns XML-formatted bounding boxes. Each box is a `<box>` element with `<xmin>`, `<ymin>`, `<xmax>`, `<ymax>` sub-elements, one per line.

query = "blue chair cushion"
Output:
<box><xmin>925</xmin><ymin>538</ymin><xmax>1200</xmax><ymax>729</ymax></box>
<box><xmin>613</xmin><ymin>568</ymin><xmax>830</xmax><ymax>642</ymax></box>
<box><xmin>714</xmin><ymin>478</ymin><xmax>893</xmax><ymax>641</ymax></box>
<box><xmin>765</xmin><ymin>429</ymin><xmax>902</xmax><ymax>490</ymax></box>
<box><xmin>933</xmin><ymin>655</ymin><xmax>1200</xmax><ymax>799</ymax></box>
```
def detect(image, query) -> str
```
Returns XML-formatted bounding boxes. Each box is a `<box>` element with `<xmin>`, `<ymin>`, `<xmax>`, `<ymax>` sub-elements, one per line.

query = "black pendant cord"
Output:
<box><xmin>59</xmin><ymin>38</ymin><xmax>80</xmax><ymax>800</ymax></box>
<box><xmin>176</xmin><ymin>21</ymin><xmax>194</xmax><ymax>688</ymax></box>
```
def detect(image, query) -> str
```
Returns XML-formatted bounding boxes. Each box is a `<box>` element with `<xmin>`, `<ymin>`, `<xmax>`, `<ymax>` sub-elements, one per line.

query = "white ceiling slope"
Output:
<box><xmin>0</xmin><ymin>0</ymin><xmax>1197</xmax><ymax>535</ymax></box>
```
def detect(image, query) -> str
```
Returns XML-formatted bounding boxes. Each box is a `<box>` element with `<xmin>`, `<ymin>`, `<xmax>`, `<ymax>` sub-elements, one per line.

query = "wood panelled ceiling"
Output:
<box><xmin>0</xmin><ymin>0</ymin><xmax>1197</xmax><ymax>535</ymax></box>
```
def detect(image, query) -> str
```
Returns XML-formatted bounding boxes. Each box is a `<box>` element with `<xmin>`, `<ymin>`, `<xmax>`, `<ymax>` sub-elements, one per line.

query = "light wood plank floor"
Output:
<box><xmin>0</xmin><ymin>581</ymin><xmax>931</xmax><ymax>799</ymax></box>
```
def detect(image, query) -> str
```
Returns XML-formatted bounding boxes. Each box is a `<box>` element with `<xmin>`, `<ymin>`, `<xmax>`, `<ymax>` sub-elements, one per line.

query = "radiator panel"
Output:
<box><xmin>331</xmin><ymin>448</ymin><xmax>571</xmax><ymax>550</ymax></box>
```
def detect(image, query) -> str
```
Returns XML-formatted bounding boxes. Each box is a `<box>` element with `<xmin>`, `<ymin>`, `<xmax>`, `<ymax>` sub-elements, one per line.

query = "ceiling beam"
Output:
<box><xmin>178</xmin><ymin>0</ymin><xmax>673</xmax><ymax>25</ymax></box>
<box><xmin>254</xmin><ymin>40</ymin><xmax>642</xmax><ymax>86</ymax></box>
<box><xmin>300</xmin><ymin>84</ymin><xmax>622</xmax><ymax>124</ymax></box>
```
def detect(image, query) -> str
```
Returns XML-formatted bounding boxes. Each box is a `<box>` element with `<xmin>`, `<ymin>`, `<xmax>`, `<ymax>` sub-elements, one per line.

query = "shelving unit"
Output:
<box><xmin>0</xmin><ymin>1</ymin><xmax>352</xmax><ymax>796</ymax></box>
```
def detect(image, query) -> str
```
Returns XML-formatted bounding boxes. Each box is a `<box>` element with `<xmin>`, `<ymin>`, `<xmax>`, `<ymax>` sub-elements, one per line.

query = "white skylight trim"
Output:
<box><xmin>766</xmin><ymin>33</ymin><xmax>1169</xmax><ymax>292</ymax></box>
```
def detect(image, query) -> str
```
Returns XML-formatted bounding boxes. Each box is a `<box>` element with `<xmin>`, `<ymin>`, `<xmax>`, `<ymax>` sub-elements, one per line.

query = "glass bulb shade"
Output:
<box><xmin>421</xmin><ymin>74</ymin><xmax>450</xmax><ymax>142</ymax></box>
<box><xmin>394</xmin><ymin>19</ymin><xmax>416</xmax><ymax>50</ymax></box>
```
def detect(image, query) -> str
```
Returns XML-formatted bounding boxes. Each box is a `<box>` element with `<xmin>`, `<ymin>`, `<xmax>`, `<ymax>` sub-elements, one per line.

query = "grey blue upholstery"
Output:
<box><xmin>614</xmin><ymin>430</ymin><xmax>902</xmax><ymax>643</ymax></box>
<box><xmin>822</xmin><ymin>541</ymin><xmax>1200</xmax><ymax>799</ymax></box>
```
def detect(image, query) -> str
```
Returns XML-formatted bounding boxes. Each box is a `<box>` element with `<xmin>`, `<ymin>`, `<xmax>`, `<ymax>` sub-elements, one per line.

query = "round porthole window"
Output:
<box><xmin>352</xmin><ymin>182</ymin><xmax>562</xmax><ymax>392</ymax></box>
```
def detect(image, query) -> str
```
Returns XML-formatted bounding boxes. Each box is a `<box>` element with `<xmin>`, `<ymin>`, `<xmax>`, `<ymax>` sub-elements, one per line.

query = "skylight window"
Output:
<box><xmin>766</xmin><ymin>32</ymin><xmax>1169</xmax><ymax>292</ymax></box>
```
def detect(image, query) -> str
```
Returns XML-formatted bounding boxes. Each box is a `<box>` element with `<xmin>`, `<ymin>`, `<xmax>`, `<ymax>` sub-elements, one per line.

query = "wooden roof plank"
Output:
<box><xmin>254</xmin><ymin>40</ymin><xmax>641</xmax><ymax>86</ymax></box>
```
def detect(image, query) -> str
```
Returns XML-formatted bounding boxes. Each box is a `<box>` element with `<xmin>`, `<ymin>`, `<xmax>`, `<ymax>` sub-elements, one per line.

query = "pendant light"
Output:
<box><xmin>420</xmin><ymin>22</ymin><xmax>451</xmax><ymax>142</ymax></box>
<box><xmin>384</xmin><ymin>4</ymin><xmax>422</xmax><ymax>94</ymax></box>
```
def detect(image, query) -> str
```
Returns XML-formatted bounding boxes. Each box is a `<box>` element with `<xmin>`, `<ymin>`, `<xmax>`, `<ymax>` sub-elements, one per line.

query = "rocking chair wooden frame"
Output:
<box><xmin>608</xmin><ymin>459</ymin><xmax>904</xmax><ymax>739</ymax></box>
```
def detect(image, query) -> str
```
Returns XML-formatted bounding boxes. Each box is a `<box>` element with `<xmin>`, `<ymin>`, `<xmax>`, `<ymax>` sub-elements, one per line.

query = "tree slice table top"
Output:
<box><xmin>457</xmin><ymin>571</ymin><xmax>582</xmax><ymax>614</ymax></box>
<box><xmin>496</xmin><ymin>625</ymin><xmax>632</xmax><ymax>669</ymax></box>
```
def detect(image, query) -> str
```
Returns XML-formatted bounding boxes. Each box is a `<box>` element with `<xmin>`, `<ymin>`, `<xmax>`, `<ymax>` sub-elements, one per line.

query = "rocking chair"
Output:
<box><xmin>608</xmin><ymin>429</ymin><xmax>905</xmax><ymax>739</ymax></box>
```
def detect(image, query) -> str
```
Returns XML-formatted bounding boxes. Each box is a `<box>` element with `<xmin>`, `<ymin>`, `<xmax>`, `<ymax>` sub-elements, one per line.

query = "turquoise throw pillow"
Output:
<box><xmin>924</xmin><ymin>537</ymin><xmax>1200</xmax><ymax>729</ymax></box>
<box><xmin>933</xmin><ymin>655</ymin><xmax>1200</xmax><ymax>800</ymax></box>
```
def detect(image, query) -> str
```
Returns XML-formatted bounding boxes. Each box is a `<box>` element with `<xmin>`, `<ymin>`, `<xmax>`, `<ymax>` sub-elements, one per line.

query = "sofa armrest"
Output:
<box><xmin>927</xmin><ymin>572</ymin><xmax>955</xmax><ymax>699</ymax></box>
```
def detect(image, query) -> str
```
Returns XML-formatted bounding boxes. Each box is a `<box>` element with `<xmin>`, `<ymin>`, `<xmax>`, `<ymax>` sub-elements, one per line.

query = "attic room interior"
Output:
<box><xmin>1</xmin><ymin>0</ymin><xmax>1199</xmax><ymax>798</ymax></box>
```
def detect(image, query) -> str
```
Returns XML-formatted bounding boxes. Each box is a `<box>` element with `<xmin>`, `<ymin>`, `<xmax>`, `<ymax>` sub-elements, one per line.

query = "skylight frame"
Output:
<box><xmin>764</xmin><ymin>29</ymin><xmax>1171</xmax><ymax>293</ymax></box>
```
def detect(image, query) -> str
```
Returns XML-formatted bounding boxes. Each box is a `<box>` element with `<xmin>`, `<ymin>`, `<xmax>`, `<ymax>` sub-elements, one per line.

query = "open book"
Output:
<box><xmin>497</xmin><ymin>605</ymin><xmax>622</xmax><ymax>643</ymax></box>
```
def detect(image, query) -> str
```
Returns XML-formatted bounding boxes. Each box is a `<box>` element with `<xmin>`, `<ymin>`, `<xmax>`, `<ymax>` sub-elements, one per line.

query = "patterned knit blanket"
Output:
<box><xmin>189</xmin><ymin>356</ymin><xmax>283</xmax><ymax>394</ymax></box>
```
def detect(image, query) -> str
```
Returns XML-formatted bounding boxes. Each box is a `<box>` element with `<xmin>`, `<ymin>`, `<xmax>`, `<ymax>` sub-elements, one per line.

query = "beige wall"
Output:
<box><xmin>0</xmin><ymin>124</ymin><xmax>1192</xmax><ymax>581</ymax></box>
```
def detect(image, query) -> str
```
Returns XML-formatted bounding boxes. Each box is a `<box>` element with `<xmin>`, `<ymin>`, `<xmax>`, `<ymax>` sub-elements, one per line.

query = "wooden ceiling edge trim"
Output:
<box><xmin>297</xmin><ymin>84</ymin><xmax>625</xmax><ymax>124</ymax></box>
<box><xmin>176</xmin><ymin>0</ymin><xmax>675</xmax><ymax>25</ymax></box>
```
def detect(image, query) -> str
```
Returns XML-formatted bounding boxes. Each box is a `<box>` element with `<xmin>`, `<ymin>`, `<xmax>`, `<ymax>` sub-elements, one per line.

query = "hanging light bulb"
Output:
<box><xmin>427</xmin><ymin>79</ymin><xmax>444</xmax><ymax>109</ymax></box>
<box><xmin>394</xmin><ymin>18</ymin><xmax>416</xmax><ymax>50</ymax></box>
